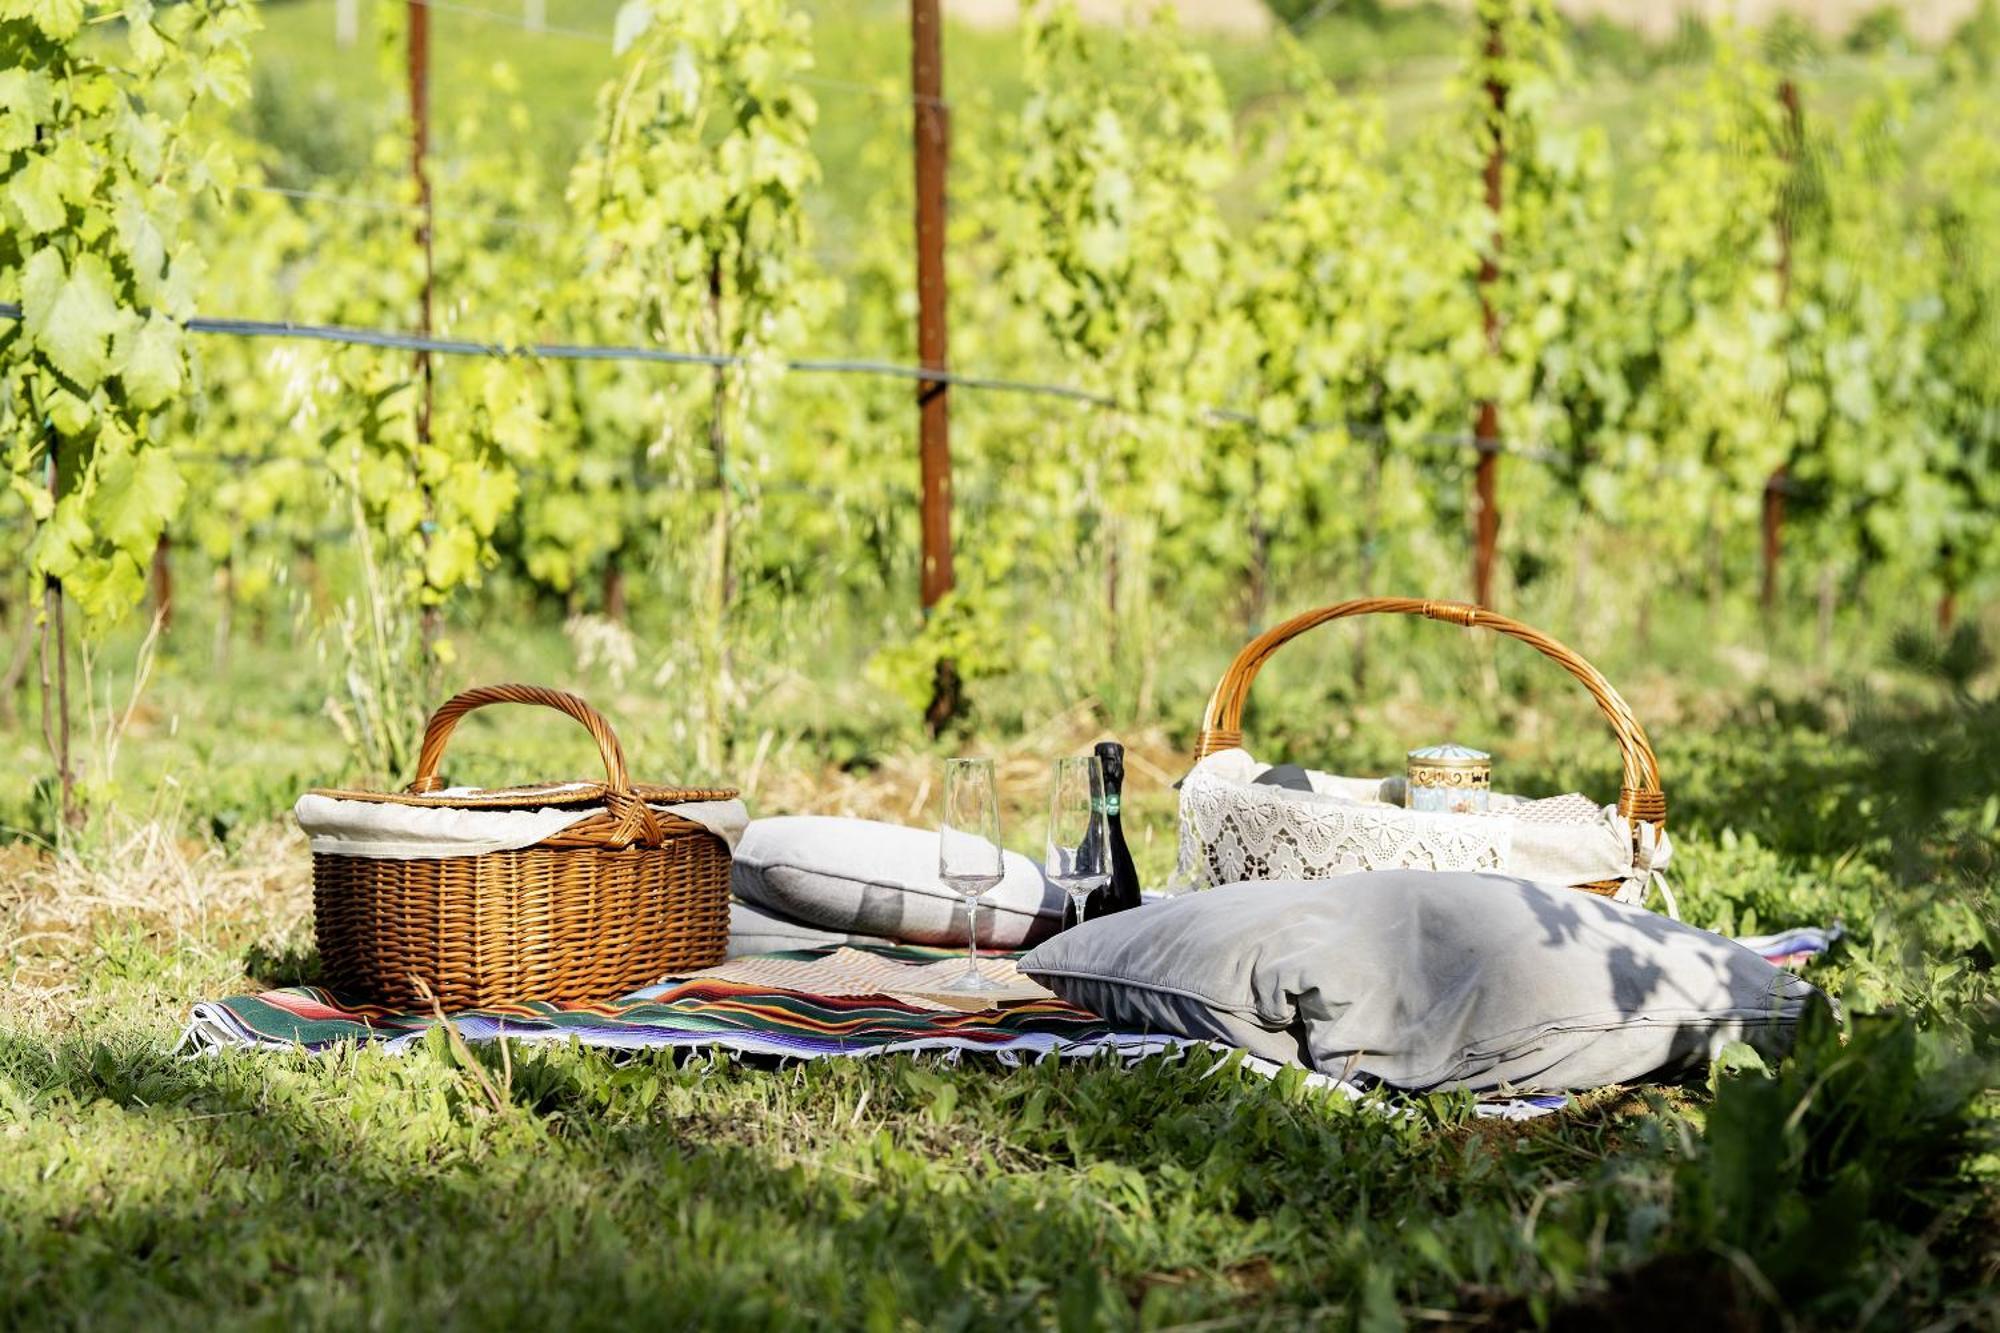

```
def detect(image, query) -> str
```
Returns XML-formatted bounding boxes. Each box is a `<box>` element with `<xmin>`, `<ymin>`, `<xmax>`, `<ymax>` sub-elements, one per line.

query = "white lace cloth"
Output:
<box><xmin>1175</xmin><ymin>750</ymin><xmax>1675</xmax><ymax>916</ymax></box>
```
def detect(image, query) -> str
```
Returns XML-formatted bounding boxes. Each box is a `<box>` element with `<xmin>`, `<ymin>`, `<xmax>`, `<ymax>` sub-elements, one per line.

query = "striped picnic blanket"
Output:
<box><xmin>179</xmin><ymin>930</ymin><xmax>1836</xmax><ymax>1125</ymax></box>
<box><xmin>181</xmin><ymin>945</ymin><xmax>1162</xmax><ymax>1060</ymax></box>
<box><xmin>177</xmin><ymin>944</ymin><xmax>1572</xmax><ymax>1120</ymax></box>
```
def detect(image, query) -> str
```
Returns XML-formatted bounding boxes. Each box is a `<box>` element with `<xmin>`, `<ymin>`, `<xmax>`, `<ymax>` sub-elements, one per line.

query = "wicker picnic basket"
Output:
<box><xmin>1185</xmin><ymin>598</ymin><xmax>1669</xmax><ymax>904</ymax></box>
<box><xmin>307</xmin><ymin>684</ymin><xmax>735</xmax><ymax>1008</ymax></box>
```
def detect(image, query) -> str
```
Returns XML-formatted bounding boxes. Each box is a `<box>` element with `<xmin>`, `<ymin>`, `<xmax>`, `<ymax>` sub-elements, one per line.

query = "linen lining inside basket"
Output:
<box><xmin>293</xmin><ymin>790</ymin><xmax>749</xmax><ymax>860</ymax></box>
<box><xmin>1175</xmin><ymin>749</ymin><xmax>1675</xmax><ymax>915</ymax></box>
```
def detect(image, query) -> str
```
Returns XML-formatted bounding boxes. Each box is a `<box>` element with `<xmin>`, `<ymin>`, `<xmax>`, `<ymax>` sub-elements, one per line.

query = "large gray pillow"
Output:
<box><xmin>1020</xmin><ymin>873</ymin><xmax>1820</xmax><ymax>1093</ymax></box>
<box><xmin>732</xmin><ymin>816</ymin><xmax>1065</xmax><ymax>949</ymax></box>
<box><xmin>726</xmin><ymin>900</ymin><xmax>892</xmax><ymax>958</ymax></box>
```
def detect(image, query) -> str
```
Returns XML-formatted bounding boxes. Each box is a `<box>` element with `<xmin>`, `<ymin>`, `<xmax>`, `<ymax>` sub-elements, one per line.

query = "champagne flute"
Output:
<box><xmin>937</xmin><ymin>757</ymin><xmax>1008</xmax><ymax>994</ymax></box>
<box><xmin>1046</xmin><ymin>755</ymin><xmax>1111</xmax><ymax>929</ymax></box>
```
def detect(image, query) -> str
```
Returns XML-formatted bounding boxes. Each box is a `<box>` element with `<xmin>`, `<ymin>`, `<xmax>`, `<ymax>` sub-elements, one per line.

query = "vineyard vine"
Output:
<box><xmin>5</xmin><ymin>0</ymin><xmax>2000</xmax><ymax>799</ymax></box>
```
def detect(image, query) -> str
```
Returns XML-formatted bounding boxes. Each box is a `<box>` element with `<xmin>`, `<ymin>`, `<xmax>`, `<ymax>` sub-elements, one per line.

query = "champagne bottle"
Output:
<box><xmin>1064</xmin><ymin>741</ymin><xmax>1143</xmax><ymax>927</ymax></box>
<box><xmin>1093</xmin><ymin>741</ymin><xmax>1143</xmax><ymax>916</ymax></box>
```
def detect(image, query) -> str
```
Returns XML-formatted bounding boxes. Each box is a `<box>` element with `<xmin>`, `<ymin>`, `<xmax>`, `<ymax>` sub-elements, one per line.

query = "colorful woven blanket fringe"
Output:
<box><xmin>1734</xmin><ymin>925</ymin><xmax>1841</xmax><ymax>971</ymax></box>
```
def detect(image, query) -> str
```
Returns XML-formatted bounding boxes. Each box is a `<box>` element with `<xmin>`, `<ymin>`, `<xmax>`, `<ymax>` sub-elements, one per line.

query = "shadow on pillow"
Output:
<box><xmin>1020</xmin><ymin>872</ymin><xmax>1820</xmax><ymax>1093</ymax></box>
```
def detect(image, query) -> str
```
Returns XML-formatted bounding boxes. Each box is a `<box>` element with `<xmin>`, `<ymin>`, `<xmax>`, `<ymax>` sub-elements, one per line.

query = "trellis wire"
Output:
<box><xmin>0</xmin><ymin>299</ymin><xmax>1784</xmax><ymax>484</ymax></box>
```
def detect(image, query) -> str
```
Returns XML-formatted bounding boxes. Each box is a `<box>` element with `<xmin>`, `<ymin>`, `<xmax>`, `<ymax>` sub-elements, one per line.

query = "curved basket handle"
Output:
<box><xmin>406</xmin><ymin>683</ymin><xmax>661</xmax><ymax>846</ymax></box>
<box><xmin>1195</xmin><ymin>598</ymin><xmax>1666</xmax><ymax>828</ymax></box>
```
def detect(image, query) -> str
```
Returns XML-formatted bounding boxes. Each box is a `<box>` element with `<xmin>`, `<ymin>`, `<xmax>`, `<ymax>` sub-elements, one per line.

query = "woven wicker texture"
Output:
<box><xmin>1194</xmin><ymin>598</ymin><xmax>1666</xmax><ymax>836</ymax></box>
<box><xmin>311</xmin><ymin>684</ymin><xmax>733</xmax><ymax>1007</ymax></box>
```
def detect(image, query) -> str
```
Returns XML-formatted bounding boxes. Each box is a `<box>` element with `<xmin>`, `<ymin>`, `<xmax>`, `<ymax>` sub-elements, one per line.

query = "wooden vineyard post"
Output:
<box><xmin>707</xmin><ymin>254</ymin><xmax>734</xmax><ymax>757</ymax></box>
<box><xmin>709</xmin><ymin>257</ymin><xmax>731</xmax><ymax>616</ymax></box>
<box><xmin>912</xmin><ymin>0</ymin><xmax>961</xmax><ymax>734</ymax></box>
<box><xmin>1761</xmin><ymin>470</ymin><xmax>1785</xmax><ymax>613</ymax></box>
<box><xmin>407</xmin><ymin>0</ymin><xmax>440</xmax><ymax>652</ymax></box>
<box><xmin>602</xmin><ymin>561</ymin><xmax>628</xmax><ymax>623</ymax></box>
<box><xmin>1763</xmin><ymin>77</ymin><xmax>1803</xmax><ymax>618</ymax></box>
<box><xmin>213</xmin><ymin>555</ymin><xmax>235</xmax><ymax>673</ymax></box>
<box><xmin>407</xmin><ymin>1</ymin><xmax>434</xmax><ymax>457</ymax></box>
<box><xmin>149</xmin><ymin>534</ymin><xmax>173</xmax><ymax>632</ymax></box>
<box><xmin>1472</xmin><ymin>12</ymin><xmax>1506</xmax><ymax>609</ymax></box>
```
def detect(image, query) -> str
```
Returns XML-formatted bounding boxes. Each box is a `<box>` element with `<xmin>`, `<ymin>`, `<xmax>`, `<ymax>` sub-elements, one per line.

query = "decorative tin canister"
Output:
<box><xmin>1405</xmin><ymin>742</ymin><xmax>1492</xmax><ymax>815</ymax></box>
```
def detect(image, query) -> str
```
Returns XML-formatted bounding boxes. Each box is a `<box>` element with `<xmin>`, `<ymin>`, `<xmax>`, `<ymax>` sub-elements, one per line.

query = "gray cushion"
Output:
<box><xmin>726</xmin><ymin>900</ymin><xmax>892</xmax><ymax>958</ymax></box>
<box><xmin>1019</xmin><ymin>873</ymin><xmax>1820</xmax><ymax>1093</ymax></box>
<box><xmin>731</xmin><ymin>816</ymin><xmax>1065</xmax><ymax>949</ymax></box>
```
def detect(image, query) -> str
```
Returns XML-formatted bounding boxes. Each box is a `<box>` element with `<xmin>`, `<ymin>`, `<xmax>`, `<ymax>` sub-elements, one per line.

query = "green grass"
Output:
<box><xmin>0</xmin><ymin>1029</ymin><xmax>1703</xmax><ymax>1328</ymax></box>
<box><xmin>8</xmin><ymin>7</ymin><xmax>1998</xmax><ymax>1326</ymax></box>
<box><xmin>0</xmin><ymin>583</ymin><xmax>1995</xmax><ymax>1329</ymax></box>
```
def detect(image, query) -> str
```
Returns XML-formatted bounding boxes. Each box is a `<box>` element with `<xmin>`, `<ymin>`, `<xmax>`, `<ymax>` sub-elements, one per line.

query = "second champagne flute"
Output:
<box><xmin>937</xmin><ymin>757</ymin><xmax>1009</xmax><ymax>995</ymax></box>
<box><xmin>1046</xmin><ymin>755</ymin><xmax>1111</xmax><ymax>929</ymax></box>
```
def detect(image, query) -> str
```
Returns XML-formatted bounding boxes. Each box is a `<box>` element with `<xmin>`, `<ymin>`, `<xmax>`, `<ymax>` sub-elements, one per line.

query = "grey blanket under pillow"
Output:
<box><xmin>726</xmin><ymin>900</ymin><xmax>892</xmax><ymax>957</ymax></box>
<box><xmin>732</xmin><ymin>815</ymin><xmax>1065</xmax><ymax>949</ymax></box>
<box><xmin>1020</xmin><ymin>873</ymin><xmax>1820</xmax><ymax>1093</ymax></box>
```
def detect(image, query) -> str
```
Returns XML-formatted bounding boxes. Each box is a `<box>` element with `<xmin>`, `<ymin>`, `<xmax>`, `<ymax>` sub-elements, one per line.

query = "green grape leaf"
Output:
<box><xmin>126</xmin><ymin>2</ymin><xmax>166</xmax><ymax>68</ymax></box>
<box><xmin>115</xmin><ymin>194</ymin><xmax>169</xmax><ymax>294</ymax></box>
<box><xmin>92</xmin><ymin>445</ymin><xmax>185</xmax><ymax>555</ymax></box>
<box><xmin>27</xmin><ymin>495</ymin><xmax>92</xmax><ymax>579</ymax></box>
<box><xmin>65</xmin><ymin>552</ymin><xmax>147</xmax><ymax>623</ymax></box>
<box><xmin>0</xmin><ymin>69</ymin><xmax>54</xmax><ymax>153</ymax></box>
<box><xmin>423</xmin><ymin>526</ymin><xmax>482</xmax><ymax>591</ymax></box>
<box><xmin>8</xmin><ymin>0</ymin><xmax>85</xmax><ymax>41</ymax></box>
<box><xmin>613</xmin><ymin>0</ymin><xmax>653</xmax><ymax>56</ymax></box>
<box><xmin>115</xmin><ymin>312</ymin><xmax>184</xmax><ymax>409</ymax></box>
<box><xmin>10</xmin><ymin>473</ymin><xmax>55</xmax><ymax>521</ymax></box>
<box><xmin>7</xmin><ymin>154</ymin><xmax>68</xmax><ymax>234</ymax></box>
<box><xmin>23</xmin><ymin>250</ymin><xmax>126</xmax><ymax>391</ymax></box>
<box><xmin>46</xmin><ymin>383</ymin><xmax>94</xmax><ymax>436</ymax></box>
<box><xmin>447</xmin><ymin>462</ymin><xmax>518</xmax><ymax>537</ymax></box>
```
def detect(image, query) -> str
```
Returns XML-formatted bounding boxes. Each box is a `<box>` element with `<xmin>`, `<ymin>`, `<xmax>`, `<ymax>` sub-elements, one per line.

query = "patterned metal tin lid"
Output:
<box><xmin>1407</xmin><ymin>742</ymin><xmax>1491</xmax><ymax>768</ymax></box>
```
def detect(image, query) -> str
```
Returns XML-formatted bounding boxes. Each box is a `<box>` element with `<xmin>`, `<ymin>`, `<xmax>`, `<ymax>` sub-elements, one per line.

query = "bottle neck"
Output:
<box><xmin>1093</xmin><ymin>794</ymin><xmax>1122</xmax><ymax>818</ymax></box>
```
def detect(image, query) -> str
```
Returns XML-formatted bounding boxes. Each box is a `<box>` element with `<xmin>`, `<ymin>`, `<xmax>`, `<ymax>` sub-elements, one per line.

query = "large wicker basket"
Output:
<box><xmin>1191</xmin><ymin>598</ymin><xmax>1666</xmax><ymax>899</ymax></box>
<box><xmin>310</xmin><ymin>684</ymin><xmax>734</xmax><ymax>1008</ymax></box>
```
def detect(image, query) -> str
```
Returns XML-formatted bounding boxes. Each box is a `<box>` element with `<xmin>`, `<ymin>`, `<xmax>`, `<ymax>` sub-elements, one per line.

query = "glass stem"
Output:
<box><xmin>963</xmin><ymin>896</ymin><xmax>980</xmax><ymax>978</ymax></box>
<box><xmin>1067</xmin><ymin>889</ymin><xmax>1090</xmax><ymax>926</ymax></box>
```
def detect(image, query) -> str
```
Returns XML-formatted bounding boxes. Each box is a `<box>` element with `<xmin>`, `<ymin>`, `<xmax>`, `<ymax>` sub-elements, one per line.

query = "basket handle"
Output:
<box><xmin>1194</xmin><ymin>598</ymin><xmax>1666</xmax><ymax>828</ymax></box>
<box><xmin>406</xmin><ymin>683</ymin><xmax>662</xmax><ymax>846</ymax></box>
